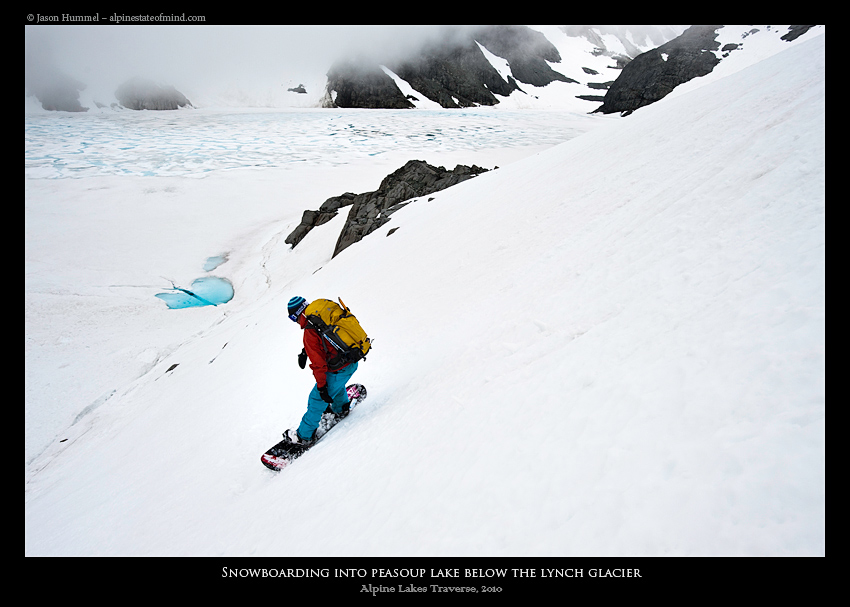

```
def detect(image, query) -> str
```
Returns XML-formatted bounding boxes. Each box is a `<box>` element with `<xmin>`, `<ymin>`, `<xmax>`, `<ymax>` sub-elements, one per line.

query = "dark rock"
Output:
<box><xmin>332</xmin><ymin>160</ymin><xmax>489</xmax><ymax>256</ymax></box>
<box><xmin>593</xmin><ymin>25</ymin><xmax>723</xmax><ymax>115</ymax></box>
<box><xmin>115</xmin><ymin>77</ymin><xmax>193</xmax><ymax>110</ymax></box>
<box><xmin>284</xmin><ymin>208</ymin><xmax>341</xmax><ymax>248</ymax></box>
<box><xmin>324</xmin><ymin>59</ymin><xmax>414</xmax><ymax>109</ymax></box>
<box><xmin>319</xmin><ymin>192</ymin><xmax>358</xmax><ymax>213</ymax></box>
<box><xmin>323</xmin><ymin>25</ymin><xmax>571</xmax><ymax>109</ymax></box>
<box><xmin>594</xmin><ymin>25</ymin><xmax>820</xmax><ymax>116</ymax></box>
<box><xmin>26</xmin><ymin>65</ymin><xmax>87</xmax><ymax>112</ymax></box>
<box><xmin>781</xmin><ymin>25</ymin><xmax>817</xmax><ymax>42</ymax></box>
<box><xmin>470</xmin><ymin>25</ymin><xmax>575</xmax><ymax>88</ymax></box>
<box><xmin>284</xmin><ymin>160</ymin><xmax>490</xmax><ymax>255</ymax></box>
<box><xmin>387</xmin><ymin>34</ymin><xmax>516</xmax><ymax>108</ymax></box>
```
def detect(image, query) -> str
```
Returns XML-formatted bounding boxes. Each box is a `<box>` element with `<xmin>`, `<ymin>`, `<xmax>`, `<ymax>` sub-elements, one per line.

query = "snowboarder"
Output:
<box><xmin>284</xmin><ymin>296</ymin><xmax>359</xmax><ymax>446</ymax></box>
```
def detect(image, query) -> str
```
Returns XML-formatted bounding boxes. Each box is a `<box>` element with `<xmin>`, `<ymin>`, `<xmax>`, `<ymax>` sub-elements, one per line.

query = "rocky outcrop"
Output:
<box><xmin>473</xmin><ymin>25</ymin><xmax>574</xmax><ymax>88</ymax></box>
<box><xmin>325</xmin><ymin>60</ymin><xmax>414</xmax><ymax>108</ymax></box>
<box><xmin>323</xmin><ymin>25</ymin><xmax>570</xmax><ymax>109</ymax></box>
<box><xmin>115</xmin><ymin>77</ymin><xmax>193</xmax><ymax>110</ymax></box>
<box><xmin>285</xmin><ymin>160</ymin><xmax>490</xmax><ymax>256</ymax></box>
<box><xmin>26</xmin><ymin>66</ymin><xmax>87</xmax><ymax>112</ymax></box>
<box><xmin>594</xmin><ymin>25</ymin><xmax>821</xmax><ymax>116</ymax></box>
<box><xmin>593</xmin><ymin>25</ymin><xmax>723</xmax><ymax>116</ymax></box>
<box><xmin>782</xmin><ymin>25</ymin><xmax>817</xmax><ymax>42</ymax></box>
<box><xmin>386</xmin><ymin>37</ymin><xmax>517</xmax><ymax>108</ymax></box>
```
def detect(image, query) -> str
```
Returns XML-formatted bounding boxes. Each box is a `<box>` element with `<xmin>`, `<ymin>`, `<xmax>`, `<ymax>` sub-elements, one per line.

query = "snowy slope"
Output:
<box><xmin>24</xmin><ymin>109</ymin><xmax>604</xmax><ymax>469</ymax></box>
<box><xmin>667</xmin><ymin>25</ymin><xmax>826</xmax><ymax>101</ymax></box>
<box><xmin>24</xmin><ymin>33</ymin><xmax>824</xmax><ymax>556</ymax></box>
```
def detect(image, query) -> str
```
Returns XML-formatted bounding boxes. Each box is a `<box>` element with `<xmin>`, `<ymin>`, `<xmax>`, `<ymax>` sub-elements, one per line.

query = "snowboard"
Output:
<box><xmin>261</xmin><ymin>384</ymin><xmax>366</xmax><ymax>472</ymax></box>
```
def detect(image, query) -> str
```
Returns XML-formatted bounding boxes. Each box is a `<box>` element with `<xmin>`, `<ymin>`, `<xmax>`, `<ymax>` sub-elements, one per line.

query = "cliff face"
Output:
<box><xmin>323</xmin><ymin>25</ymin><xmax>571</xmax><ymax>109</ymax></box>
<box><xmin>385</xmin><ymin>37</ymin><xmax>517</xmax><ymax>109</ymax></box>
<box><xmin>325</xmin><ymin>60</ymin><xmax>415</xmax><ymax>109</ymax></box>
<box><xmin>473</xmin><ymin>25</ymin><xmax>573</xmax><ymax>88</ymax></box>
<box><xmin>593</xmin><ymin>25</ymin><xmax>821</xmax><ymax>116</ymax></box>
<box><xmin>593</xmin><ymin>26</ymin><xmax>723</xmax><ymax>116</ymax></box>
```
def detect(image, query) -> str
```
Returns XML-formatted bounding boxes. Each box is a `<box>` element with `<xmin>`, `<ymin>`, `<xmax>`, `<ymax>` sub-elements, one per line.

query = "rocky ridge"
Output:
<box><xmin>324</xmin><ymin>25</ymin><xmax>574</xmax><ymax>109</ymax></box>
<box><xmin>115</xmin><ymin>78</ymin><xmax>194</xmax><ymax>111</ymax></box>
<box><xmin>285</xmin><ymin>160</ymin><xmax>490</xmax><ymax>257</ymax></box>
<box><xmin>594</xmin><ymin>25</ymin><xmax>820</xmax><ymax>115</ymax></box>
<box><xmin>25</xmin><ymin>65</ymin><xmax>88</xmax><ymax>112</ymax></box>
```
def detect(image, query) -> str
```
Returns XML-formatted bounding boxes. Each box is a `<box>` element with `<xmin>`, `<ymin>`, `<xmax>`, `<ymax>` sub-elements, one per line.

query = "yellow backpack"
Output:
<box><xmin>304</xmin><ymin>298</ymin><xmax>372</xmax><ymax>369</ymax></box>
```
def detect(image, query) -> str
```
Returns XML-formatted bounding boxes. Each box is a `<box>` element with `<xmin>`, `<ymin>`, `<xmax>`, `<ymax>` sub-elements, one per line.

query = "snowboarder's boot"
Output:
<box><xmin>324</xmin><ymin>400</ymin><xmax>350</xmax><ymax>421</ymax></box>
<box><xmin>283</xmin><ymin>428</ymin><xmax>315</xmax><ymax>447</ymax></box>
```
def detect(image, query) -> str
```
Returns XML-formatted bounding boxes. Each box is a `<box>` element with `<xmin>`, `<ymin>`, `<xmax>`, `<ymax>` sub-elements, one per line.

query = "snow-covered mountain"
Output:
<box><xmin>27</xmin><ymin>25</ymin><xmax>687</xmax><ymax>113</ymax></box>
<box><xmin>320</xmin><ymin>25</ymin><xmax>822</xmax><ymax>115</ymax></box>
<box><xmin>322</xmin><ymin>25</ymin><xmax>686</xmax><ymax>111</ymax></box>
<box><xmin>25</xmin><ymin>29</ymin><xmax>824</xmax><ymax>558</ymax></box>
<box><xmin>26</xmin><ymin>25</ymin><xmax>820</xmax><ymax>117</ymax></box>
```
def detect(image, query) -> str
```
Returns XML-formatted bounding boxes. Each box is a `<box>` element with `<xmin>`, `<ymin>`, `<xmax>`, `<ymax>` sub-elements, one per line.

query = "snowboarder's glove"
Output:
<box><xmin>297</xmin><ymin>348</ymin><xmax>307</xmax><ymax>369</ymax></box>
<box><xmin>318</xmin><ymin>385</ymin><xmax>333</xmax><ymax>404</ymax></box>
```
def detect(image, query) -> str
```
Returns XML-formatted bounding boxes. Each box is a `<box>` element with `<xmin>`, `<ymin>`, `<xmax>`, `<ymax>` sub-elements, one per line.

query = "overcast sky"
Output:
<box><xmin>25</xmin><ymin>25</ymin><xmax>458</xmax><ymax>95</ymax></box>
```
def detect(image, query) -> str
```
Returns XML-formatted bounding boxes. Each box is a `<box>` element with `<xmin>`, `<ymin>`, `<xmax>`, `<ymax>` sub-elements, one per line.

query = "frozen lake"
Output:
<box><xmin>25</xmin><ymin>107</ymin><xmax>605</xmax><ymax>179</ymax></box>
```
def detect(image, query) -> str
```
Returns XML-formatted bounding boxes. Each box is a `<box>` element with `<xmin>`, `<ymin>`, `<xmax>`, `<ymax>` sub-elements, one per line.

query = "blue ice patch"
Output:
<box><xmin>203</xmin><ymin>254</ymin><xmax>228</xmax><ymax>271</ymax></box>
<box><xmin>156</xmin><ymin>277</ymin><xmax>234</xmax><ymax>309</ymax></box>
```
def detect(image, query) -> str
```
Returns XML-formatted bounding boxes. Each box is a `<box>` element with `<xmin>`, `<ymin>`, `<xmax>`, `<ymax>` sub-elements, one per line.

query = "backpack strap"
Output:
<box><xmin>305</xmin><ymin>315</ymin><xmax>342</xmax><ymax>352</ymax></box>
<box><xmin>305</xmin><ymin>314</ymin><xmax>352</xmax><ymax>371</ymax></box>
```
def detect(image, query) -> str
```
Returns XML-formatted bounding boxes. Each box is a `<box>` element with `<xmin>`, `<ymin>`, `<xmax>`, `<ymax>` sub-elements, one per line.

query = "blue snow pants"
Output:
<box><xmin>297</xmin><ymin>362</ymin><xmax>358</xmax><ymax>441</ymax></box>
